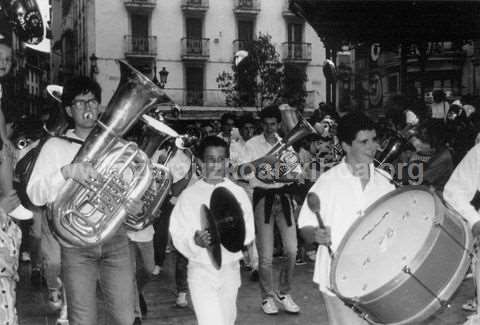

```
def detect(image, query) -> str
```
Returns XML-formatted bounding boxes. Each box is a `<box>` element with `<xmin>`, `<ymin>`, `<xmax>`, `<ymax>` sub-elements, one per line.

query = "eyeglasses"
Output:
<box><xmin>72</xmin><ymin>98</ymin><xmax>99</xmax><ymax>109</ymax></box>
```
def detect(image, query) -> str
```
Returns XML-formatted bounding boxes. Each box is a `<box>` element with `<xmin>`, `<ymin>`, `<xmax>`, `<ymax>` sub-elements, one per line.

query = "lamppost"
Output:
<box><xmin>158</xmin><ymin>66</ymin><xmax>169</xmax><ymax>89</ymax></box>
<box><xmin>89</xmin><ymin>53</ymin><xmax>98</xmax><ymax>79</ymax></box>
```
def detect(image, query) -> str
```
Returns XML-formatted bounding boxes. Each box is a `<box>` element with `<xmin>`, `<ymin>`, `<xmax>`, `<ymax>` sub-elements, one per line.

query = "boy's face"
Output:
<box><xmin>261</xmin><ymin>117</ymin><xmax>280</xmax><ymax>137</ymax></box>
<box><xmin>310</xmin><ymin>139</ymin><xmax>331</xmax><ymax>155</ymax></box>
<box><xmin>201</xmin><ymin>146</ymin><xmax>228</xmax><ymax>180</ymax></box>
<box><xmin>0</xmin><ymin>44</ymin><xmax>12</xmax><ymax>78</ymax></box>
<box><xmin>343</xmin><ymin>129</ymin><xmax>379</xmax><ymax>165</ymax></box>
<box><xmin>66</xmin><ymin>91</ymin><xmax>102</xmax><ymax>129</ymax></box>
<box><xmin>240</xmin><ymin>122</ymin><xmax>255</xmax><ymax>141</ymax></box>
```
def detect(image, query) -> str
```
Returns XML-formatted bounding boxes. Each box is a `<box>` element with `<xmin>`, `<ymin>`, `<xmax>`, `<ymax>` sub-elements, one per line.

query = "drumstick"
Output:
<box><xmin>306</xmin><ymin>193</ymin><xmax>333</xmax><ymax>257</ymax></box>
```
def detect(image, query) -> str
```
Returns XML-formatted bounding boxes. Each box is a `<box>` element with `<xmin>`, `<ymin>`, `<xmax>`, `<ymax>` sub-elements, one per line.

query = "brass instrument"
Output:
<box><xmin>1</xmin><ymin>0</ymin><xmax>44</xmax><ymax>44</ymax></box>
<box><xmin>237</xmin><ymin>105</ymin><xmax>317</xmax><ymax>183</ymax></box>
<box><xmin>48</xmin><ymin>60</ymin><xmax>174</xmax><ymax>247</ymax></box>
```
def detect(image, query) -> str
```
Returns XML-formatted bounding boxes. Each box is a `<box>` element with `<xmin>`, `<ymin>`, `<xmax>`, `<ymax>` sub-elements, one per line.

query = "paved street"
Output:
<box><xmin>17</xmin><ymin>253</ymin><xmax>476</xmax><ymax>325</ymax></box>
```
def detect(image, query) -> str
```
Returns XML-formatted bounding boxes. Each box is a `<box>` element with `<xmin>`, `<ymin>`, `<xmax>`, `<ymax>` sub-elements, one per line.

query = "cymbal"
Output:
<box><xmin>210</xmin><ymin>187</ymin><xmax>245</xmax><ymax>253</ymax></box>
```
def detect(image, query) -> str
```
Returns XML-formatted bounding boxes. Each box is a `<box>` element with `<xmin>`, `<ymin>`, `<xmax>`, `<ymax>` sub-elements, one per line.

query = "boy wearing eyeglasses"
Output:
<box><xmin>27</xmin><ymin>76</ymin><xmax>142</xmax><ymax>325</ymax></box>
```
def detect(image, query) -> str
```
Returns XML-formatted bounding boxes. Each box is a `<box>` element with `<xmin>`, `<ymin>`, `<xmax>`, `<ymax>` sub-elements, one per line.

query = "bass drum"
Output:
<box><xmin>331</xmin><ymin>186</ymin><xmax>472</xmax><ymax>325</ymax></box>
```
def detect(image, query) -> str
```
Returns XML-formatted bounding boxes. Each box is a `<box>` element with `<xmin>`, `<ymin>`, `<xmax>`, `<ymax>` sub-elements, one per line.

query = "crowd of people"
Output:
<box><xmin>1</xmin><ymin>32</ymin><xmax>480</xmax><ymax>325</ymax></box>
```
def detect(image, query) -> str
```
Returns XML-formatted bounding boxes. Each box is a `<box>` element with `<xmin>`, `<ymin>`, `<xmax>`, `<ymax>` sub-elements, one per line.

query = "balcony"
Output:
<box><xmin>281</xmin><ymin>42</ymin><xmax>312</xmax><ymax>63</ymax></box>
<box><xmin>181</xmin><ymin>0</ymin><xmax>209</xmax><ymax>15</ymax></box>
<box><xmin>181</xmin><ymin>37</ymin><xmax>209</xmax><ymax>60</ymax></box>
<box><xmin>233</xmin><ymin>39</ymin><xmax>253</xmax><ymax>54</ymax></box>
<box><xmin>233</xmin><ymin>0</ymin><xmax>260</xmax><ymax>17</ymax></box>
<box><xmin>124</xmin><ymin>35</ymin><xmax>157</xmax><ymax>57</ymax></box>
<box><xmin>124</xmin><ymin>0</ymin><xmax>156</xmax><ymax>13</ymax></box>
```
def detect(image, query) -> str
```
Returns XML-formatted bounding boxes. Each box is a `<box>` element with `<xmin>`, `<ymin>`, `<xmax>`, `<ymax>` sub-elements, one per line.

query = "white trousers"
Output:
<box><xmin>188</xmin><ymin>261</ymin><xmax>241</xmax><ymax>325</ymax></box>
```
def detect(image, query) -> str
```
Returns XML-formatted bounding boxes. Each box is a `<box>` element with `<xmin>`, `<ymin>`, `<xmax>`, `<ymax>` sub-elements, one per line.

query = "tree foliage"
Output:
<box><xmin>217</xmin><ymin>33</ymin><xmax>307</xmax><ymax>109</ymax></box>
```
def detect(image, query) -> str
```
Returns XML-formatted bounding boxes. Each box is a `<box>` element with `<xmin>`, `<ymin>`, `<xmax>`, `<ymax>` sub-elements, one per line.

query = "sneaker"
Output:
<box><xmin>133</xmin><ymin>317</ymin><xmax>142</xmax><ymax>325</ymax></box>
<box><xmin>296</xmin><ymin>255</ymin><xmax>307</xmax><ymax>266</ymax></box>
<box><xmin>250</xmin><ymin>269</ymin><xmax>259</xmax><ymax>282</ymax></box>
<box><xmin>31</xmin><ymin>267</ymin><xmax>42</xmax><ymax>287</ymax></box>
<box><xmin>20</xmin><ymin>252</ymin><xmax>31</xmax><ymax>263</ymax></box>
<box><xmin>462</xmin><ymin>298</ymin><xmax>477</xmax><ymax>312</ymax></box>
<box><xmin>48</xmin><ymin>288</ymin><xmax>63</xmax><ymax>311</ymax></box>
<box><xmin>275</xmin><ymin>293</ymin><xmax>300</xmax><ymax>314</ymax></box>
<box><xmin>261</xmin><ymin>297</ymin><xmax>279</xmax><ymax>315</ymax></box>
<box><xmin>8</xmin><ymin>204</ymin><xmax>33</xmax><ymax>220</ymax></box>
<box><xmin>151</xmin><ymin>265</ymin><xmax>162</xmax><ymax>276</ymax></box>
<box><xmin>176</xmin><ymin>292</ymin><xmax>188</xmax><ymax>308</ymax></box>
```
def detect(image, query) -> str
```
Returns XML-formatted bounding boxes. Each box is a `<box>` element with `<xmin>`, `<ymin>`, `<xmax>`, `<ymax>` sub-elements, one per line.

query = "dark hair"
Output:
<box><xmin>433</xmin><ymin>90</ymin><xmax>446</xmax><ymax>103</ymax></box>
<box><xmin>237</xmin><ymin>114</ymin><xmax>255</xmax><ymax>128</ymax></box>
<box><xmin>259</xmin><ymin>104</ymin><xmax>281</xmax><ymax>122</ymax></box>
<box><xmin>198</xmin><ymin>136</ymin><xmax>229</xmax><ymax>159</ymax></box>
<box><xmin>61</xmin><ymin>76</ymin><xmax>101</xmax><ymax>107</ymax></box>
<box><xmin>412</xmin><ymin>120</ymin><xmax>446</xmax><ymax>150</ymax></box>
<box><xmin>337</xmin><ymin>112</ymin><xmax>376</xmax><ymax>145</ymax></box>
<box><xmin>220</xmin><ymin>113</ymin><xmax>235</xmax><ymax>125</ymax></box>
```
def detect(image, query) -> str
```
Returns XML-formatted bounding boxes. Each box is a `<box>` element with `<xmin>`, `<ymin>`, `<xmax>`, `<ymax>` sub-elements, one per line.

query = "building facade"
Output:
<box><xmin>50</xmin><ymin>0</ymin><xmax>327</xmax><ymax>113</ymax></box>
<box><xmin>335</xmin><ymin>42</ymin><xmax>469</xmax><ymax>116</ymax></box>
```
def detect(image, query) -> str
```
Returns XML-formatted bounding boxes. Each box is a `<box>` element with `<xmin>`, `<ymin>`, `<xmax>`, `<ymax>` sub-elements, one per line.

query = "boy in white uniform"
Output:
<box><xmin>169</xmin><ymin>136</ymin><xmax>255</xmax><ymax>325</ymax></box>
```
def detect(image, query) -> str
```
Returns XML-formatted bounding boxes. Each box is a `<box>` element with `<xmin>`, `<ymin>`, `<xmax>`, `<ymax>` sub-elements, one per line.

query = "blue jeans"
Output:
<box><xmin>61</xmin><ymin>232</ymin><xmax>135</xmax><ymax>325</ymax></box>
<box><xmin>129</xmin><ymin>240</ymin><xmax>155</xmax><ymax>317</ymax></box>
<box><xmin>254</xmin><ymin>195</ymin><xmax>297</xmax><ymax>299</ymax></box>
<box><xmin>176</xmin><ymin>250</ymin><xmax>188</xmax><ymax>293</ymax></box>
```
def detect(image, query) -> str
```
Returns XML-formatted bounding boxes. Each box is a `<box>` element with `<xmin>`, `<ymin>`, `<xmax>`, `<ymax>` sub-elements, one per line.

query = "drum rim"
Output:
<box><xmin>331</xmin><ymin>185</ymin><xmax>441</xmax><ymax>300</ymax></box>
<box><xmin>330</xmin><ymin>185</ymin><xmax>473</xmax><ymax>323</ymax></box>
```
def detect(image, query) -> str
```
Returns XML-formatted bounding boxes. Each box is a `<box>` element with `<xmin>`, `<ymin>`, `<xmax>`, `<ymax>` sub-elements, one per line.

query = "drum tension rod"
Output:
<box><xmin>434</xmin><ymin>222</ymin><xmax>472</xmax><ymax>254</ymax></box>
<box><xmin>402</xmin><ymin>266</ymin><xmax>450</xmax><ymax>308</ymax></box>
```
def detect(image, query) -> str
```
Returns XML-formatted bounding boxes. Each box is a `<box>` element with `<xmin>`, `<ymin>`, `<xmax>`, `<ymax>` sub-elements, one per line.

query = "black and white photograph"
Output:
<box><xmin>1</xmin><ymin>0</ymin><xmax>480</xmax><ymax>324</ymax></box>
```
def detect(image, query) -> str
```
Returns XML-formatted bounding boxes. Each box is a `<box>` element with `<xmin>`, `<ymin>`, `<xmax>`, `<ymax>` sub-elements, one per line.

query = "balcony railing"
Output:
<box><xmin>181</xmin><ymin>0</ymin><xmax>209</xmax><ymax>12</ymax></box>
<box><xmin>282</xmin><ymin>42</ymin><xmax>312</xmax><ymax>62</ymax></box>
<box><xmin>124</xmin><ymin>35</ymin><xmax>157</xmax><ymax>57</ymax></box>
<box><xmin>181</xmin><ymin>37</ymin><xmax>210</xmax><ymax>59</ymax></box>
<box><xmin>233</xmin><ymin>39</ymin><xmax>253</xmax><ymax>54</ymax></box>
<box><xmin>124</xmin><ymin>0</ymin><xmax>156</xmax><ymax>12</ymax></box>
<box><xmin>233</xmin><ymin>0</ymin><xmax>260</xmax><ymax>15</ymax></box>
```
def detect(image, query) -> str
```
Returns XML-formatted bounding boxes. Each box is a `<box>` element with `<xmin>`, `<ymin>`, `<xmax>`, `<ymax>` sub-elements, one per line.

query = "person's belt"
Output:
<box><xmin>253</xmin><ymin>186</ymin><xmax>293</xmax><ymax>227</ymax></box>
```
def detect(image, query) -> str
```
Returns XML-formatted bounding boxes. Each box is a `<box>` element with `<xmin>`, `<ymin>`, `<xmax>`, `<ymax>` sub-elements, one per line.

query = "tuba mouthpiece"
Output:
<box><xmin>83</xmin><ymin>112</ymin><xmax>94</xmax><ymax>120</ymax></box>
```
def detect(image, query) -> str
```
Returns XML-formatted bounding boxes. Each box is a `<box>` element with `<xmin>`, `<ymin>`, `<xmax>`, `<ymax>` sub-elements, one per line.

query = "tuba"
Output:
<box><xmin>48</xmin><ymin>60</ymin><xmax>173</xmax><ymax>247</ymax></box>
<box><xmin>237</xmin><ymin>105</ymin><xmax>317</xmax><ymax>183</ymax></box>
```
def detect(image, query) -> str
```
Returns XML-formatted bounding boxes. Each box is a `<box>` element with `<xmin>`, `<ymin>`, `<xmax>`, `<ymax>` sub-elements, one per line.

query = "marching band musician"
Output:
<box><xmin>241</xmin><ymin>105</ymin><xmax>301</xmax><ymax>315</ymax></box>
<box><xmin>26</xmin><ymin>76</ymin><xmax>141</xmax><ymax>325</ymax></box>
<box><xmin>298</xmin><ymin>112</ymin><xmax>395</xmax><ymax>325</ymax></box>
<box><xmin>169</xmin><ymin>136</ymin><xmax>255</xmax><ymax>325</ymax></box>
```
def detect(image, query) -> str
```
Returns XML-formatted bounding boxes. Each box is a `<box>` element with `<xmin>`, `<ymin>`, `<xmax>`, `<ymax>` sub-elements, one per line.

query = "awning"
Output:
<box><xmin>290</xmin><ymin>0</ymin><xmax>480</xmax><ymax>46</ymax></box>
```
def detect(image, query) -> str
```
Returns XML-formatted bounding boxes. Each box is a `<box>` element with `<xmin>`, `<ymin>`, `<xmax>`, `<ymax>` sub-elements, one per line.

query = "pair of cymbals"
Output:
<box><xmin>200</xmin><ymin>187</ymin><xmax>246</xmax><ymax>269</ymax></box>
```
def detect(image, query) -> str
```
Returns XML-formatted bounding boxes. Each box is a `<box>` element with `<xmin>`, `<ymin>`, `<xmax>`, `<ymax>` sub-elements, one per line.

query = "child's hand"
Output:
<box><xmin>194</xmin><ymin>230</ymin><xmax>211</xmax><ymax>248</ymax></box>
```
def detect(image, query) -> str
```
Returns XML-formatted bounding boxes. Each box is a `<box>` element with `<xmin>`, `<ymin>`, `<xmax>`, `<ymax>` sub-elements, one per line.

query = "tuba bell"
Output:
<box><xmin>236</xmin><ymin>105</ymin><xmax>317</xmax><ymax>183</ymax></box>
<box><xmin>48</xmin><ymin>60</ymin><xmax>174</xmax><ymax>247</ymax></box>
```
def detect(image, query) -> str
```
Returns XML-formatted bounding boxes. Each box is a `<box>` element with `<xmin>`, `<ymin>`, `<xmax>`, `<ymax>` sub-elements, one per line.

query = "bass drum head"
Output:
<box><xmin>333</xmin><ymin>187</ymin><xmax>438</xmax><ymax>298</ymax></box>
<box><xmin>331</xmin><ymin>185</ymin><xmax>472</xmax><ymax>324</ymax></box>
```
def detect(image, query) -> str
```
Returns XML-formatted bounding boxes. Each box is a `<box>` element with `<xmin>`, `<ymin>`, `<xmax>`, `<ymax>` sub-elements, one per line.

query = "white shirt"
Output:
<box><xmin>27</xmin><ymin>129</ymin><xmax>82</xmax><ymax>206</ymax></box>
<box><xmin>169</xmin><ymin>178</ymin><xmax>255</xmax><ymax>271</ymax></box>
<box><xmin>431</xmin><ymin>101</ymin><xmax>449</xmax><ymax>120</ymax></box>
<box><xmin>444</xmin><ymin>143</ymin><xmax>480</xmax><ymax>228</ymax></box>
<box><xmin>297</xmin><ymin>159</ymin><xmax>395</xmax><ymax>294</ymax></box>
<box><xmin>242</xmin><ymin>133</ymin><xmax>286</xmax><ymax>189</ymax></box>
<box><xmin>229</xmin><ymin>137</ymin><xmax>248</xmax><ymax>168</ymax></box>
<box><xmin>217</xmin><ymin>128</ymin><xmax>241</xmax><ymax>144</ymax></box>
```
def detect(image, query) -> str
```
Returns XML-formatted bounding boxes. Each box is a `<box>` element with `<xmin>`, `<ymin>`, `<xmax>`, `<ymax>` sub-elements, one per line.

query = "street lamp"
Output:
<box><xmin>158</xmin><ymin>67</ymin><xmax>169</xmax><ymax>89</ymax></box>
<box><xmin>89</xmin><ymin>53</ymin><xmax>98</xmax><ymax>78</ymax></box>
